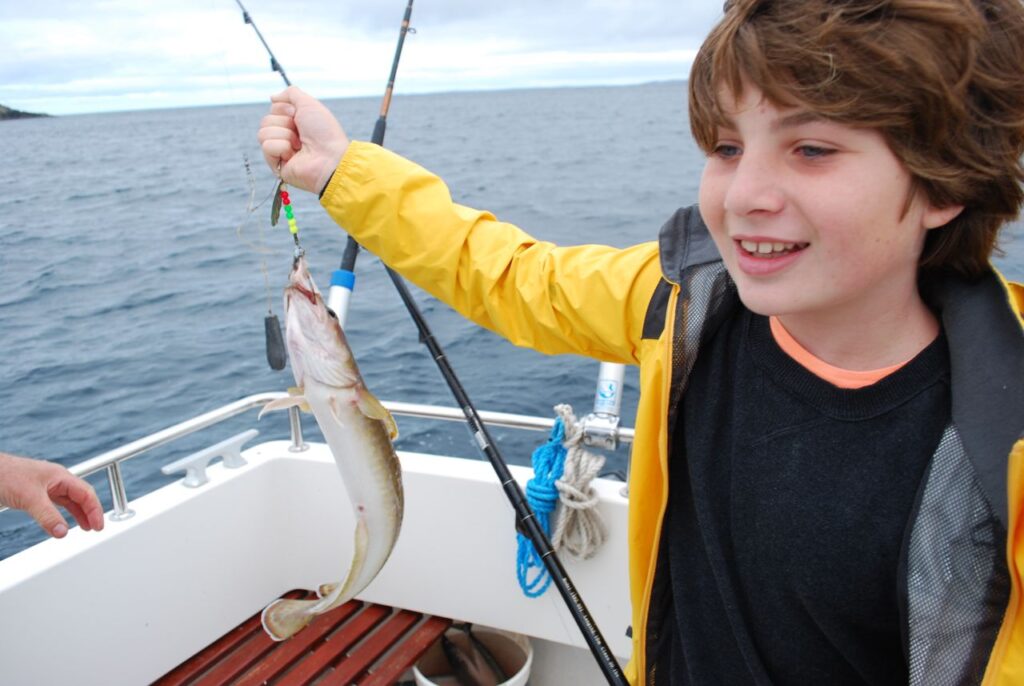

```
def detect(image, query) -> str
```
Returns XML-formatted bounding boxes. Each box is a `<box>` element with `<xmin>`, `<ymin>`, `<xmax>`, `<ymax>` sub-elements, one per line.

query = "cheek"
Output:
<box><xmin>698</xmin><ymin>163</ymin><xmax>720</xmax><ymax>211</ymax></box>
<box><xmin>698</xmin><ymin>168</ymin><xmax>726</xmax><ymax>231</ymax></box>
<box><xmin>699</xmin><ymin>171</ymin><xmax>733</xmax><ymax>259</ymax></box>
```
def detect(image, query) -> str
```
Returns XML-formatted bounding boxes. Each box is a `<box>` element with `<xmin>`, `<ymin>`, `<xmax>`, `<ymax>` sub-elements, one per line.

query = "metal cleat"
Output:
<box><xmin>581</xmin><ymin>412</ymin><xmax>622</xmax><ymax>451</ymax></box>
<box><xmin>160</xmin><ymin>429</ymin><xmax>258</xmax><ymax>488</ymax></box>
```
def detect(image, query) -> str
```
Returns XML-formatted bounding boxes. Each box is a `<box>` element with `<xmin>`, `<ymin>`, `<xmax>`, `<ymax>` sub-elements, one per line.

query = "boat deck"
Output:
<box><xmin>154</xmin><ymin>590</ymin><xmax>451</xmax><ymax>685</ymax></box>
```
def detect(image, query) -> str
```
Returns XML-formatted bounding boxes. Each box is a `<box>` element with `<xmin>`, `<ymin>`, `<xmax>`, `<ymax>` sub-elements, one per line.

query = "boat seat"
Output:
<box><xmin>154</xmin><ymin>590</ymin><xmax>452</xmax><ymax>685</ymax></box>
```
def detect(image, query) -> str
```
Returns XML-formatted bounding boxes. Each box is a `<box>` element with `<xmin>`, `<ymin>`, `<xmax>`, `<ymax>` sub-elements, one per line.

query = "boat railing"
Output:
<box><xmin>0</xmin><ymin>392</ymin><xmax>634</xmax><ymax>522</ymax></box>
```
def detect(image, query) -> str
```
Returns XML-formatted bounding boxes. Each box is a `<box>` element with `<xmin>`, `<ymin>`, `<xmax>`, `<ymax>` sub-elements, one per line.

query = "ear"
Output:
<box><xmin>923</xmin><ymin>203</ymin><xmax>964</xmax><ymax>230</ymax></box>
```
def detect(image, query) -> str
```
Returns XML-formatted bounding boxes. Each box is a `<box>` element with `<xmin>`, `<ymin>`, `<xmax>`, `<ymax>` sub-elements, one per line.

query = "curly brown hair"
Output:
<box><xmin>689</xmin><ymin>0</ymin><xmax>1024</xmax><ymax>280</ymax></box>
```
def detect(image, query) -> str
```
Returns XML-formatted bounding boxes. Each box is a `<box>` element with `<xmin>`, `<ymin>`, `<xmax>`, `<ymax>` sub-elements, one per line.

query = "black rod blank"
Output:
<box><xmin>355</xmin><ymin>5</ymin><xmax>627</xmax><ymax>682</ymax></box>
<box><xmin>235</xmin><ymin>0</ymin><xmax>291</xmax><ymax>86</ymax></box>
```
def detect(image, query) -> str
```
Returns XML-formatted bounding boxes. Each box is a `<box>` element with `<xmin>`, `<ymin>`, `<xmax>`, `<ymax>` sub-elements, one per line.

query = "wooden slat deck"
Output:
<box><xmin>154</xmin><ymin>590</ymin><xmax>452</xmax><ymax>685</ymax></box>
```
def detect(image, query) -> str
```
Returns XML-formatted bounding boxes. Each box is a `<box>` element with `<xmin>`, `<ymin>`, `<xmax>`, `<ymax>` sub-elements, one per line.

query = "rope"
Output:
<box><xmin>551</xmin><ymin>404</ymin><xmax>608</xmax><ymax>560</ymax></box>
<box><xmin>516</xmin><ymin>404</ymin><xmax>609</xmax><ymax>597</ymax></box>
<box><xmin>516</xmin><ymin>417</ymin><xmax>566</xmax><ymax>597</ymax></box>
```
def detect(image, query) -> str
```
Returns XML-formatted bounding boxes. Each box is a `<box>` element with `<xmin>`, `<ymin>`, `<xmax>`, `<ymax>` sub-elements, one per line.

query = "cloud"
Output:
<box><xmin>0</xmin><ymin>0</ymin><xmax>723</xmax><ymax>115</ymax></box>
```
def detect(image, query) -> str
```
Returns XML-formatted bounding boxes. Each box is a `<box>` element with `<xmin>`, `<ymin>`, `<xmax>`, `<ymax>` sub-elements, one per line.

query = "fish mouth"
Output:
<box><xmin>288</xmin><ymin>255</ymin><xmax>318</xmax><ymax>305</ymax></box>
<box><xmin>291</xmin><ymin>283</ymin><xmax>317</xmax><ymax>305</ymax></box>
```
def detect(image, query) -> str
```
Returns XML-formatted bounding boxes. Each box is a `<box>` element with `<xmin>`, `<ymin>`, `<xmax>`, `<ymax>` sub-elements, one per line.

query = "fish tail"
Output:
<box><xmin>262</xmin><ymin>518</ymin><xmax>371</xmax><ymax>641</ymax></box>
<box><xmin>261</xmin><ymin>597</ymin><xmax>317</xmax><ymax>641</ymax></box>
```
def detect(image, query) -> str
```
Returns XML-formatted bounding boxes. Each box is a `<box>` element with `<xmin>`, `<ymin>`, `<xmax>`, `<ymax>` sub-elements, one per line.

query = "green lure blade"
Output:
<box><xmin>271</xmin><ymin>180</ymin><xmax>283</xmax><ymax>226</ymax></box>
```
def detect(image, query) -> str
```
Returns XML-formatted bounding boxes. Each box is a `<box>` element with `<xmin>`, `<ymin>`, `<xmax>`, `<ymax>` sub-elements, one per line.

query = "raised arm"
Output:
<box><xmin>258</xmin><ymin>87</ymin><xmax>664</xmax><ymax>363</ymax></box>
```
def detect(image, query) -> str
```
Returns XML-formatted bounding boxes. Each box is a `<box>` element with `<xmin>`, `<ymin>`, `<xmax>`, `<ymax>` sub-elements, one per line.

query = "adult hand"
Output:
<box><xmin>258</xmin><ymin>86</ymin><xmax>351</xmax><ymax>195</ymax></box>
<box><xmin>0</xmin><ymin>452</ymin><xmax>105</xmax><ymax>538</ymax></box>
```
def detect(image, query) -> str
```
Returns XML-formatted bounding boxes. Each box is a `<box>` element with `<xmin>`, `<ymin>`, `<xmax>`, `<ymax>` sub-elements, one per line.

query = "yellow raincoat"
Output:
<box><xmin>321</xmin><ymin>141</ymin><xmax>1024</xmax><ymax>685</ymax></box>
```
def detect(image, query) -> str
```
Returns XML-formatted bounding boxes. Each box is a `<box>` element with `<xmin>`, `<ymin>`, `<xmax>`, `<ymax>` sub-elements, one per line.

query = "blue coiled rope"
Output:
<box><xmin>516</xmin><ymin>417</ymin><xmax>567</xmax><ymax>597</ymax></box>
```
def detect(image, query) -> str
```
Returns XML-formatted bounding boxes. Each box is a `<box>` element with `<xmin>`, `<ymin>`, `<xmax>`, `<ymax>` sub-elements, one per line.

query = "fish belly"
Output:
<box><xmin>308</xmin><ymin>383</ymin><xmax>402</xmax><ymax>604</ymax></box>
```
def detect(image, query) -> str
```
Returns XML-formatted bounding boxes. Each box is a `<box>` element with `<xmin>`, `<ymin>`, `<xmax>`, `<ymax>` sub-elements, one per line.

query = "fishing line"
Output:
<box><xmin>221</xmin><ymin>0</ymin><xmax>290</xmax><ymax>370</ymax></box>
<box><xmin>239</xmin><ymin>3</ymin><xmax>628</xmax><ymax>683</ymax></box>
<box><xmin>234</xmin><ymin>151</ymin><xmax>289</xmax><ymax>370</ymax></box>
<box><xmin>236</xmin><ymin>154</ymin><xmax>281</xmax><ymax>315</ymax></box>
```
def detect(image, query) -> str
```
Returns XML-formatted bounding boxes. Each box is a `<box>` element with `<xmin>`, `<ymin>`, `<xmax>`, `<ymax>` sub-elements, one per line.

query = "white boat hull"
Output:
<box><xmin>0</xmin><ymin>440</ymin><xmax>630</xmax><ymax>684</ymax></box>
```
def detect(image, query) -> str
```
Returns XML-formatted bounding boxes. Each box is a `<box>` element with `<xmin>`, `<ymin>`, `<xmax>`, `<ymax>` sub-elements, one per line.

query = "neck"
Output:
<box><xmin>776</xmin><ymin>288</ymin><xmax>939</xmax><ymax>371</ymax></box>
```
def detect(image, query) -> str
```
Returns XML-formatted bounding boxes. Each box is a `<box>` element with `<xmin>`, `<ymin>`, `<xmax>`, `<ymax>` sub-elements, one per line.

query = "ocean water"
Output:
<box><xmin>0</xmin><ymin>82</ymin><xmax>1020</xmax><ymax>560</ymax></box>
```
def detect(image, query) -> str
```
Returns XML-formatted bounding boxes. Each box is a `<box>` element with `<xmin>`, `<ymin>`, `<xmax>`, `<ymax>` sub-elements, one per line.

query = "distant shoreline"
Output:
<box><xmin>11</xmin><ymin>79</ymin><xmax>689</xmax><ymax>117</ymax></box>
<box><xmin>0</xmin><ymin>104</ymin><xmax>49</xmax><ymax>120</ymax></box>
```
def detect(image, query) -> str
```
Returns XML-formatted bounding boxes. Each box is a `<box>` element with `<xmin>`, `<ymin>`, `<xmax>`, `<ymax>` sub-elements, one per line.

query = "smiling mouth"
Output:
<box><xmin>737</xmin><ymin>239</ymin><xmax>810</xmax><ymax>258</ymax></box>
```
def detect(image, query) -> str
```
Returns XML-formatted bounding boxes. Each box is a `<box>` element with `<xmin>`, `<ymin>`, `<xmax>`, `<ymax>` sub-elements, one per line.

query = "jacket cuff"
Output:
<box><xmin>319</xmin><ymin>140</ymin><xmax>375</xmax><ymax>210</ymax></box>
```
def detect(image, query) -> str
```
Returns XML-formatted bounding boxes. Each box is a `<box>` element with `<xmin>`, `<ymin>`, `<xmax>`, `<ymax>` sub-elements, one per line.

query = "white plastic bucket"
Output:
<box><xmin>413</xmin><ymin>626</ymin><xmax>533</xmax><ymax>686</ymax></box>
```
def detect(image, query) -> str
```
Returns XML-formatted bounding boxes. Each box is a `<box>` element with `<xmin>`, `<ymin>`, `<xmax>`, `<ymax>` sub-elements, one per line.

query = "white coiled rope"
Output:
<box><xmin>550</xmin><ymin>404</ymin><xmax>609</xmax><ymax>560</ymax></box>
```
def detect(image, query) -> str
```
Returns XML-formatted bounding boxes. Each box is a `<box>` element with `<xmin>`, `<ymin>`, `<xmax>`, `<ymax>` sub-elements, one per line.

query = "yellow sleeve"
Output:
<box><xmin>321</xmin><ymin>141</ymin><xmax>663</xmax><ymax>365</ymax></box>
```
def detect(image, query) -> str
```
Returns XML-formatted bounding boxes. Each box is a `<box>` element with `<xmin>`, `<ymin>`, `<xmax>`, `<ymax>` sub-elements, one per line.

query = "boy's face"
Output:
<box><xmin>698</xmin><ymin>85</ymin><xmax>959</xmax><ymax>326</ymax></box>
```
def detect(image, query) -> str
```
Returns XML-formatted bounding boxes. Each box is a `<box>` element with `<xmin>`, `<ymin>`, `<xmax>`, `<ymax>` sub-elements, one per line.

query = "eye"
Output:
<box><xmin>795</xmin><ymin>145</ymin><xmax>836</xmax><ymax>159</ymax></box>
<box><xmin>711</xmin><ymin>143</ymin><xmax>742</xmax><ymax>160</ymax></box>
<box><xmin>326</xmin><ymin>308</ymin><xmax>338</xmax><ymax>320</ymax></box>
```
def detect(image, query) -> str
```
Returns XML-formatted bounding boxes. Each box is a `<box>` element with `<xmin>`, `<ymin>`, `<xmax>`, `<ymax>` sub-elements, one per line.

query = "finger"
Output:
<box><xmin>269</xmin><ymin>101</ymin><xmax>296</xmax><ymax>117</ymax></box>
<box><xmin>262</xmin><ymin>139</ymin><xmax>296</xmax><ymax>171</ymax></box>
<box><xmin>53</xmin><ymin>477</ymin><xmax>104</xmax><ymax>532</ymax></box>
<box><xmin>270</xmin><ymin>85</ymin><xmax>306</xmax><ymax>106</ymax></box>
<box><xmin>24</xmin><ymin>494</ymin><xmax>70</xmax><ymax>538</ymax></box>
<box><xmin>261</xmin><ymin>137</ymin><xmax>298</xmax><ymax>160</ymax></box>
<box><xmin>55</xmin><ymin>495</ymin><xmax>103</xmax><ymax>532</ymax></box>
<box><xmin>54</xmin><ymin>496</ymin><xmax>90</xmax><ymax>531</ymax></box>
<box><xmin>257</xmin><ymin>124</ymin><xmax>300</xmax><ymax>151</ymax></box>
<box><xmin>260</xmin><ymin>113</ymin><xmax>297</xmax><ymax>133</ymax></box>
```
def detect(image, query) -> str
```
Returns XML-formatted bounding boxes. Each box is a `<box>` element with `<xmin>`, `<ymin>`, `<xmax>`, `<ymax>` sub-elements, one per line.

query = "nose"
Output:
<box><xmin>722</xmin><ymin>147</ymin><xmax>785</xmax><ymax>216</ymax></box>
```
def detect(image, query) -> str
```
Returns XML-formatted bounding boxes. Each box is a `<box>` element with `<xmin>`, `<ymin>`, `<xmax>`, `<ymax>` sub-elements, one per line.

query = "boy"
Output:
<box><xmin>258</xmin><ymin>0</ymin><xmax>1024</xmax><ymax>682</ymax></box>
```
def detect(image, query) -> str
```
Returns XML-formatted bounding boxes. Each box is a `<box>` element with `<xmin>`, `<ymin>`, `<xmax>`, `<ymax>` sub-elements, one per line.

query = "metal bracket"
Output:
<box><xmin>161</xmin><ymin>429</ymin><xmax>258</xmax><ymax>488</ymax></box>
<box><xmin>580</xmin><ymin>412</ymin><xmax>621</xmax><ymax>451</ymax></box>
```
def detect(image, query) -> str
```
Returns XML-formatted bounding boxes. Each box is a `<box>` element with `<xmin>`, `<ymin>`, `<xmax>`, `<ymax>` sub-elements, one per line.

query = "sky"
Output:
<box><xmin>0</xmin><ymin>0</ymin><xmax>724</xmax><ymax>116</ymax></box>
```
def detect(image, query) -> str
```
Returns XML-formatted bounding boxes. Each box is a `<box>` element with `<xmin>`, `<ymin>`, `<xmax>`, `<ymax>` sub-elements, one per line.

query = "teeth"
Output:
<box><xmin>740</xmin><ymin>239</ymin><xmax>801</xmax><ymax>256</ymax></box>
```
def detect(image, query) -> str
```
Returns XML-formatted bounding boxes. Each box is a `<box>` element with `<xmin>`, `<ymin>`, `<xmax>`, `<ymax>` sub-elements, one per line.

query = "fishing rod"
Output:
<box><xmin>331</xmin><ymin>0</ymin><xmax>416</xmax><ymax>324</ymax></box>
<box><xmin>234</xmin><ymin>0</ymin><xmax>291</xmax><ymax>86</ymax></box>
<box><xmin>239</xmin><ymin>3</ymin><xmax>628</xmax><ymax>683</ymax></box>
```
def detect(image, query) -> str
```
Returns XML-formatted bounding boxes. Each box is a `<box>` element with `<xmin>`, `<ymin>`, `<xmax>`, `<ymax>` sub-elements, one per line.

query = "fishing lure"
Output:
<box><xmin>264</xmin><ymin>180</ymin><xmax>304</xmax><ymax>370</ymax></box>
<box><xmin>272</xmin><ymin>180</ymin><xmax>304</xmax><ymax>258</ymax></box>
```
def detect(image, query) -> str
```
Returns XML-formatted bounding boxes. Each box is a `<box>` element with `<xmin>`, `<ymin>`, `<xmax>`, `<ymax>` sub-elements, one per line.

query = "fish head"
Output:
<box><xmin>283</xmin><ymin>255</ymin><xmax>359</xmax><ymax>389</ymax></box>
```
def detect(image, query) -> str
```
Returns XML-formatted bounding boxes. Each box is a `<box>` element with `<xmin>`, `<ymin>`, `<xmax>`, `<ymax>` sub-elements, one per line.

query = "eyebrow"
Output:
<box><xmin>773</xmin><ymin>111</ymin><xmax>827</xmax><ymax>130</ymax></box>
<box><xmin>717</xmin><ymin>110</ymin><xmax>827</xmax><ymax>132</ymax></box>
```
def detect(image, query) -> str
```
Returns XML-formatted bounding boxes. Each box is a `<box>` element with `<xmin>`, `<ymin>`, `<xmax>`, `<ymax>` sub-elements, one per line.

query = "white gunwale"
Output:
<box><xmin>0</xmin><ymin>395</ymin><xmax>631</xmax><ymax>685</ymax></box>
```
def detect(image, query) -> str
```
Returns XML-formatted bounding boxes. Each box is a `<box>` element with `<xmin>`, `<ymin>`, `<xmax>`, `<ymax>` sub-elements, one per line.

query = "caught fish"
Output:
<box><xmin>258</xmin><ymin>255</ymin><xmax>403</xmax><ymax>641</ymax></box>
<box><xmin>440</xmin><ymin>626</ymin><xmax>507</xmax><ymax>686</ymax></box>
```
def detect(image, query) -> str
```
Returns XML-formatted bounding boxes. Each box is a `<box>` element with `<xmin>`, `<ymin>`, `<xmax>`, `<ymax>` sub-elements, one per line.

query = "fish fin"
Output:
<box><xmin>316</xmin><ymin>582</ymin><xmax>337</xmax><ymax>599</ymax></box>
<box><xmin>260</xmin><ymin>597</ymin><xmax>317</xmax><ymax>641</ymax></box>
<box><xmin>288</xmin><ymin>386</ymin><xmax>312</xmax><ymax>412</ymax></box>
<box><xmin>356</xmin><ymin>388</ymin><xmax>399</xmax><ymax>440</ymax></box>
<box><xmin>257</xmin><ymin>387</ymin><xmax>310</xmax><ymax>419</ymax></box>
